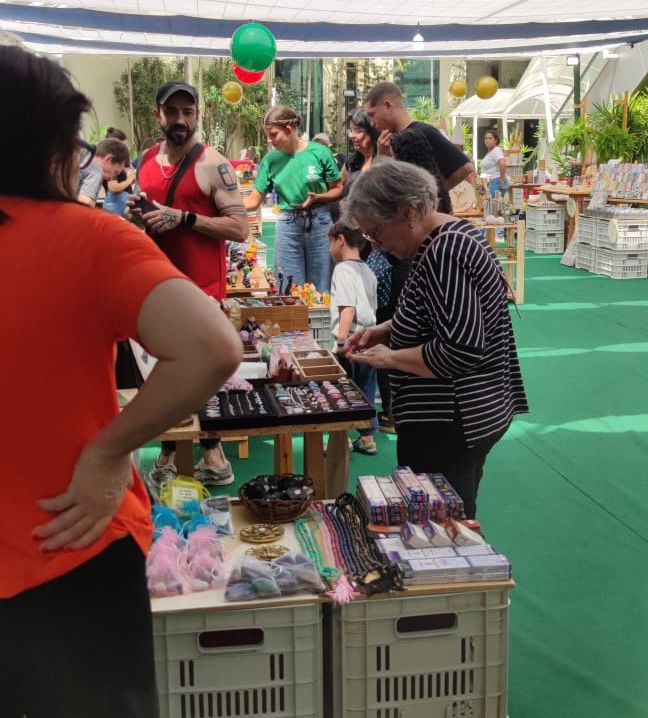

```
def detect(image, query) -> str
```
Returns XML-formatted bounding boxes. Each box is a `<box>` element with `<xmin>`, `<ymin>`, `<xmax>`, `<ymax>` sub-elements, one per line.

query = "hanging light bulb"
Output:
<box><xmin>412</xmin><ymin>23</ymin><xmax>424</xmax><ymax>50</ymax></box>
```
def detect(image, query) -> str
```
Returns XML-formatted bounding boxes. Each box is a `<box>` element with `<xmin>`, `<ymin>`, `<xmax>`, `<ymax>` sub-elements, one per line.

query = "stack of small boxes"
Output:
<box><xmin>357</xmin><ymin>467</ymin><xmax>465</xmax><ymax>527</ymax></box>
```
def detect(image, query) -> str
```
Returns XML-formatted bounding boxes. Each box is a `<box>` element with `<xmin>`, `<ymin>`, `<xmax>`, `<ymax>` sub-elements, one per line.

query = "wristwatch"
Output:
<box><xmin>182</xmin><ymin>211</ymin><xmax>197</xmax><ymax>229</ymax></box>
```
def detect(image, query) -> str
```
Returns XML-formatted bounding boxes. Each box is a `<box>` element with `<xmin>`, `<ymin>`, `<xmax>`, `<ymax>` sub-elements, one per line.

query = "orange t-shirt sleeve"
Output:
<box><xmin>92</xmin><ymin>217</ymin><xmax>188</xmax><ymax>340</ymax></box>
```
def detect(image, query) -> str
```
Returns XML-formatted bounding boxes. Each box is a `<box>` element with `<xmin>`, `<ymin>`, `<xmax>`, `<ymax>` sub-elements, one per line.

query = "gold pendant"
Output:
<box><xmin>240</xmin><ymin>523</ymin><xmax>285</xmax><ymax>544</ymax></box>
<box><xmin>246</xmin><ymin>544</ymin><xmax>290</xmax><ymax>561</ymax></box>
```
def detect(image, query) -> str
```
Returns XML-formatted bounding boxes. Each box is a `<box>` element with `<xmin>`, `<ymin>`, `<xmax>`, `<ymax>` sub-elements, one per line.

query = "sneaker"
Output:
<box><xmin>144</xmin><ymin>461</ymin><xmax>177</xmax><ymax>502</ymax></box>
<box><xmin>352</xmin><ymin>437</ymin><xmax>379</xmax><ymax>456</ymax></box>
<box><xmin>148</xmin><ymin>461</ymin><xmax>178</xmax><ymax>487</ymax></box>
<box><xmin>194</xmin><ymin>458</ymin><xmax>234</xmax><ymax>486</ymax></box>
<box><xmin>378</xmin><ymin>413</ymin><xmax>396</xmax><ymax>434</ymax></box>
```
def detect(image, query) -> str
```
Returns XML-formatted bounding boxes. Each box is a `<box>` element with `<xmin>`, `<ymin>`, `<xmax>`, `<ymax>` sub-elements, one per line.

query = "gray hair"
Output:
<box><xmin>342</xmin><ymin>157</ymin><xmax>439</xmax><ymax>228</ymax></box>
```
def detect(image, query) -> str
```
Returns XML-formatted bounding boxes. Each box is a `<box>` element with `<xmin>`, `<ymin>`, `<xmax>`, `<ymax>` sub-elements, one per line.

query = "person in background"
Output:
<box><xmin>132</xmin><ymin>138</ymin><xmax>157</xmax><ymax>170</ymax></box>
<box><xmin>313</xmin><ymin>132</ymin><xmax>347</xmax><ymax>171</ymax></box>
<box><xmin>344</xmin><ymin>158</ymin><xmax>528</xmax><ymax>519</ymax></box>
<box><xmin>102</xmin><ymin>127</ymin><xmax>135</xmax><ymax>217</ymax></box>
<box><xmin>363</xmin><ymin>81</ymin><xmax>475</xmax><ymax>189</ymax></box>
<box><xmin>391</xmin><ymin>126</ymin><xmax>453</xmax><ymax>214</ymax></box>
<box><xmin>341</xmin><ymin>109</ymin><xmax>378</xmax><ymax>192</ymax></box>
<box><xmin>482</xmin><ymin>129</ymin><xmax>508</xmax><ymax>197</ymax></box>
<box><xmin>133</xmin><ymin>80</ymin><xmax>249</xmax><ymax>488</ymax></box>
<box><xmin>0</xmin><ymin>45</ymin><xmax>242</xmax><ymax>718</ymax></box>
<box><xmin>244</xmin><ymin>106</ymin><xmax>343</xmax><ymax>293</ymax></box>
<box><xmin>78</xmin><ymin>137</ymin><xmax>129</xmax><ymax>207</ymax></box>
<box><xmin>328</xmin><ymin>220</ymin><xmax>379</xmax><ymax>455</ymax></box>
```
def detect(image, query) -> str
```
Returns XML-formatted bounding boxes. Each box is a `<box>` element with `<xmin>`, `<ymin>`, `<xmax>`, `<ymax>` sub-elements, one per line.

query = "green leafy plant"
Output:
<box><xmin>201</xmin><ymin>58</ymin><xmax>269</xmax><ymax>158</ymax></box>
<box><xmin>590</xmin><ymin>90</ymin><xmax>648</xmax><ymax>162</ymax></box>
<box><xmin>551</xmin><ymin>117</ymin><xmax>592</xmax><ymax>163</ymax></box>
<box><xmin>411</xmin><ymin>96</ymin><xmax>440</xmax><ymax>124</ymax></box>
<box><xmin>592</xmin><ymin>124</ymin><xmax>636</xmax><ymax>163</ymax></box>
<box><xmin>549</xmin><ymin>145</ymin><xmax>571</xmax><ymax>177</ymax></box>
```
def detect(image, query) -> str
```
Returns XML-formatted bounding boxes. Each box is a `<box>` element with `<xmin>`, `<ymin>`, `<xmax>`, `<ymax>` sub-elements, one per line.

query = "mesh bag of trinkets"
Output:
<box><xmin>238</xmin><ymin>473</ymin><xmax>315</xmax><ymax>523</ymax></box>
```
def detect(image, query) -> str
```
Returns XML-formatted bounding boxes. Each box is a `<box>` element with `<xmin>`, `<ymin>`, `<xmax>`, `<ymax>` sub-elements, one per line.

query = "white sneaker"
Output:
<box><xmin>194</xmin><ymin>458</ymin><xmax>234</xmax><ymax>486</ymax></box>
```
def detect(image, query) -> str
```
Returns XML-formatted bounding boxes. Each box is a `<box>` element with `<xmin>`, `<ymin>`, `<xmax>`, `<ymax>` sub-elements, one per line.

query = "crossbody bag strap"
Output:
<box><xmin>135</xmin><ymin>143</ymin><xmax>157</xmax><ymax>188</ymax></box>
<box><xmin>165</xmin><ymin>142</ymin><xmax>204</xmax><ymax>207</ymax></box>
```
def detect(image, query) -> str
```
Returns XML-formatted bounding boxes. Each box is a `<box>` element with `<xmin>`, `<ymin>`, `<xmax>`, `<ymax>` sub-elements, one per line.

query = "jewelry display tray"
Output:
<box><xmin>198</xmin><ymin>379</ymin><xmax>375</xmax><ymax>431</ymax></box>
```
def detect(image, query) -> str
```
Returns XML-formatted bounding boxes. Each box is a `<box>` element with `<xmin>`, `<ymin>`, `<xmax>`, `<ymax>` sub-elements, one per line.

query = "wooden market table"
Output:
<box><xmin>607</xmin><ymin>196</ymin><xmax>648</xmax><ymax>206</ymax></box>
<box><xmin>226</xmin><ymin>265</ymin><xmax>270</xmax><ymax>297</ymax></box>
<box><xmin>540</xmin><ymin>184</ymin><xmax>592</xmax><ymax>242</ymax></box>
<box><xmin>463</xmin><ymin>219</ymin><xmax>526</xmax><ymax>303</ymax></box>
<box><xmin>508</xmin><ymin>182</ymin><xmax>543</xmax><ymax>208</ymax></box>
<box><xmin>155</xmin><ymin>409</ymin><xmax>371</xmax><ymax>500</ymax></box>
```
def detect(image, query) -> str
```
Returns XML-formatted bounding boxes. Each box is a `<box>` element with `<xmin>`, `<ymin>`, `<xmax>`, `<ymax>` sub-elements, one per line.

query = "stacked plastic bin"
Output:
<box><xmin>525</xmin><ymin>204</ymin><xmax>566</xmax><ymax>253</ymax></box>
<box><xmin>575</xmin><ymin>211</ymin><xmax>648</xmax><ymax>279</ymax></box>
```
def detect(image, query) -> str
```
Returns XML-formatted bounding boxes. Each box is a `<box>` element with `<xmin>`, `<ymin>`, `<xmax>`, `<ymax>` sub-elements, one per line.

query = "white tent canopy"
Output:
<box><xmin>451</xmin><ymin>54</ymin><xmax>584</xmax><ymax>161</ymax></box>
<box><xmin>1</xmin><ymin>1</ymin><xmax>647</xmax><ymax>57</ymax></box>
<box><xmin>452</xmin><ymin>55</ymin><xmax>580</xmax><ymax>122</ymax></box>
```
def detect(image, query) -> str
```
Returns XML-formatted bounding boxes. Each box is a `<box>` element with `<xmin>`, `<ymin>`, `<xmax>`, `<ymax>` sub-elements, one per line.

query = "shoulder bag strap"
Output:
<box><xmin>165</xmin><ymin>142</ymin><xmax>204</xmax><ymax>207</ymax></box>
<box><xmin>135</xmin><ymin>143</ymin><xmax>158</xmax><ymax>188</ymax></box>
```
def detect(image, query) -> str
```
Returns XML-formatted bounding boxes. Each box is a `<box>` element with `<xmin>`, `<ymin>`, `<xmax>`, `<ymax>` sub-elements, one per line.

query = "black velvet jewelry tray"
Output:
<box><xmin>198</xmin><ymin>379</ymin><xmax>376</xmax><ymax>431</ymax></box>
<box><xmin>263</xmin><ymin>379</ymin><xmax>376</xmax><ymax>427</ymax></box>
<box><xmin>198</xmin><ymin>380</ymin><xmax>278</xmax><ymax>431</ymax></box>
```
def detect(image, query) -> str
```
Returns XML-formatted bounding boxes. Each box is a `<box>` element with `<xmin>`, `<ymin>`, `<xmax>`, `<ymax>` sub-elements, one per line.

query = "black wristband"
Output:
<box><xmin>185</xmin><ymin>212</ymin><xmax>197</xmax><ymax>229</ymax></box>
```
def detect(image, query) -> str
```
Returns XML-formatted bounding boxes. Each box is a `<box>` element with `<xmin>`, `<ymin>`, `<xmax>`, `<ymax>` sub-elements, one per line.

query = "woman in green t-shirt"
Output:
<box><xmin>245</xmin><ymin>106</ymin><xmax>343</xmax><ymax>292</ymax></box>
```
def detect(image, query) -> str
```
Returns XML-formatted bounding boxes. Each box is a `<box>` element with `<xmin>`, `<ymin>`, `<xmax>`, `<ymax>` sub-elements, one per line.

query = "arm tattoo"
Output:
<box><xmin>217</xmin><ymin>162</ymin><xmax>239</xmax><ymax>191</ymax></box>
<box><xmin>217</xmin><ymin>203</ymin><xmax>247</xmax><ymax>216</ymax></box>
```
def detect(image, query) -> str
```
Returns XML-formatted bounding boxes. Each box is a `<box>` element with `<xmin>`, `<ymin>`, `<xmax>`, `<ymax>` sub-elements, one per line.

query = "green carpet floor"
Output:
<box><xmin>141</xmin><ymin>227</ymin><xmax>648</xmax><ymax>718</ymax></box>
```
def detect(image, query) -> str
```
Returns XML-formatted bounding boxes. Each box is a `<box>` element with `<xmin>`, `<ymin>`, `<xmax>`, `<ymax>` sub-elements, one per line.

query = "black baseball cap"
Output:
<box><xmin>156</xmin><ymin>81</ymin><xmax>199</xmax><ymax>106</ymax></box>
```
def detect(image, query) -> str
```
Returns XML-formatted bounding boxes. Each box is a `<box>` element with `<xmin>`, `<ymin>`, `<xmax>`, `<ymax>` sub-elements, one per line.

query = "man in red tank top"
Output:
<box><xmin>135</xmin><ymin>81</ymin><xmax>249</xmax><ymax>486</ymax></box>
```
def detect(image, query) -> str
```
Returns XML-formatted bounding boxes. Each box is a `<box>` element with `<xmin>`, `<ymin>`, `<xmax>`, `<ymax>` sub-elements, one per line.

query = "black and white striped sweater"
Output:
<box><xmin>390</xmin><ymin>219</ymin><xmax>528</xmax><ymax>446</ymax></box>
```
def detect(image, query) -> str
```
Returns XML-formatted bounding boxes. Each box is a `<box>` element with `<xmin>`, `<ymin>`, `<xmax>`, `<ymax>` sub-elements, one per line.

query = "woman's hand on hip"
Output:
<box><xmin>33</xmin><ymin>443</ymin><xmax>134</xmax><ymax>552</ymax></box>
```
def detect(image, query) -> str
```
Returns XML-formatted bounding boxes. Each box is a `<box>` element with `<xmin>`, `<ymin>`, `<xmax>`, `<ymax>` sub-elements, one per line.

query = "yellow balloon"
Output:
<box><xmin>223</xmin><ymin>81</ymin><xmax>243</xmax><ymax>104</ymax></box>
<box><xmin>475</xmin><ymin>75</ymin><xmax>498</xmax><ymax>100</ymax></box>
<box><xmin>449</xmin><ymin>79</ymin><xmax>467</xmax><ymax>98</ymax></box>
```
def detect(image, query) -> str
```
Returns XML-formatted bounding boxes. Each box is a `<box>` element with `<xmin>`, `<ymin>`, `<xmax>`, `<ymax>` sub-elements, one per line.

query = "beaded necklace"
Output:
<box><xmin>294</xmin><ymin>514</ymin><xmax>341</xmax><ymax>584</ymax></box>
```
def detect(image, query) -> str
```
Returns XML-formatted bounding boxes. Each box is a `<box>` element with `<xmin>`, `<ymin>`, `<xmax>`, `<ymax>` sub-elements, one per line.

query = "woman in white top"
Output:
<box><xmin>482</xmin><ymin>129</ymin><xmax>508</xmax><ymax>197</ymax></box>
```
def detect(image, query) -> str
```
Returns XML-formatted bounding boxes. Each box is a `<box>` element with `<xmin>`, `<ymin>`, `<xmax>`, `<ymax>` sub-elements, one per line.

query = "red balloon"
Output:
<box><xmin>233</xmin><ymin>63</ymin><xmax>265</xmax><ymax>84</ymax></box>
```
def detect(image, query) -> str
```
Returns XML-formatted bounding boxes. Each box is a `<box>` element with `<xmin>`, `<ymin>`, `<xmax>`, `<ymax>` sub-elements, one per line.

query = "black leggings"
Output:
<box><xmin>396</xmin><ymin>421</ymin><xmax>506</xmax><ymax>519</ymax></box>
<box><xmin>0</xmin><ymin>536</ymin><xmax>159</xmax><ymax>718</ymax></box>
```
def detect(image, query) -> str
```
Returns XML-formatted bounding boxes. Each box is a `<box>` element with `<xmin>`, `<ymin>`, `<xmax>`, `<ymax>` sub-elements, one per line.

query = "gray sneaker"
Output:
<box><xmin>144</xmin><ymin>461</ymin><xmax>177</xmax><ymax>502</ymax></box>
<box><xmin>148</xmin><ymin>461</ymin><xmax>178</xmax><ymax>486</ymax></box>
<box><xmin>194</xmin><ymin>458</ymin><xmax>234</xmax><ymax>486</ymax></box>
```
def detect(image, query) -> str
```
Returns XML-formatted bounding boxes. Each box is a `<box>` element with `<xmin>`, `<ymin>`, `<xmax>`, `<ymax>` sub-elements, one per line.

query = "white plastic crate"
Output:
<box><xmin>526</xmin><ymin>228</ymin><xmax>563</xmax><ymax>254</ymax></box>
<box><xmin>511</xmin><ymin>188</ymin><xmax>524</xmax><ymax>209</ymax></box>
<box><xmin>576</xmin><ymin>216</ymin><xmax>597</xmax><ymax>246</ymax></box>
<box><xmin>333</xmin><ymin>590</ymin><xmax>510</xmax><ymax>718</ymax></box>
<box><xmin>596</xmin><ymin>219</ymin><xmax>648</xmax><ymax>252</ymax></box>
<box><xmin>575</xmin><ymin>243</ymin><xmax>596</xmax><ymax>272</ymax></box>
<box><xmin>154</xmin><ymin>603</ymin><xmax>322</xmax><ymax>718</ymax></box>
<box><xmin>526</xmin><ymin>205</ymin><xmax>566</xmax><ymax>231</ymax></box>
<box><xmin>595</xmin><ymin>248</ymin><xmax>648</xmax><ymax>279</ymax></box>
<box><xmin>308</xmin><ymin>306</ymin><xmax>332</xmax><ymax>347</ymax></box>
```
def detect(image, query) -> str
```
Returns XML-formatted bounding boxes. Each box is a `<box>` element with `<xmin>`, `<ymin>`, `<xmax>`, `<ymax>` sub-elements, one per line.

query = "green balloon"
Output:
<box><xmin>230</xmin><ymin>22</ymin><xmax>277</xmax><ymax>72</ymax></box>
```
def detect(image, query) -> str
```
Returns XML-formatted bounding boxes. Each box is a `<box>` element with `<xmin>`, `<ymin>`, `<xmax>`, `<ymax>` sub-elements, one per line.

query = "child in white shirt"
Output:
<box><xmin>329</xmin><ymin>221</ymin><xmax>379</xmax><ymax>454</ymax></box>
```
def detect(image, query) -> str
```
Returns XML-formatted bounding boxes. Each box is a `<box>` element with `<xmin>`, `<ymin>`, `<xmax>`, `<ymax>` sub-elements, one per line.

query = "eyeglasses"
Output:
<box><xmin>361</xmin><ymin>223</ymin><xmax>387</xmax><ymax>244</ymax></box>
<box><xmin>78</xmin><ymin>140</ymin><xmax>96</xmax><ymax>170</ymax></box>
<box><xmin>347</xmin><ymin>128</ymin><xmax>367</xmax><ymax>138</ymax></box>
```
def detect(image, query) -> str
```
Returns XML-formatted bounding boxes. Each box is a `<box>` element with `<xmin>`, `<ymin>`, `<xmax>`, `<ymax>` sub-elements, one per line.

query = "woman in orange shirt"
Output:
<box><xmin>0</xmin><ymin>47</ymin><xmax>242</xmax><ymax>718</ymax></box>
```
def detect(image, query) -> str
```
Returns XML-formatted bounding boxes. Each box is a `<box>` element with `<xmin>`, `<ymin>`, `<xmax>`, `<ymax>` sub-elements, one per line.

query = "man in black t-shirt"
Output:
<box><xmin>364</xmin><ymin>81</ymin><xmax>474</xmax><ymax>189</ymax></box>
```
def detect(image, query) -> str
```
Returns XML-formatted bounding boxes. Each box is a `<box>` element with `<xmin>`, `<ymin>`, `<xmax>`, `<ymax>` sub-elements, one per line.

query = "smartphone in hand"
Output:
<box><xmin>132</xmin><ymin>197</ymin><xmax>158</xmax><ymax>214</ymax></box>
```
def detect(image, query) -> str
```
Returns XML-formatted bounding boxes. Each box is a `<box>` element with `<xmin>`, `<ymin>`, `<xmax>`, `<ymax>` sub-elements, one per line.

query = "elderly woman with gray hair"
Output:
<box><xmin>345</xmin><ymin>158</ymin><xmax>528</xmax><ymax>518</ymax></box>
